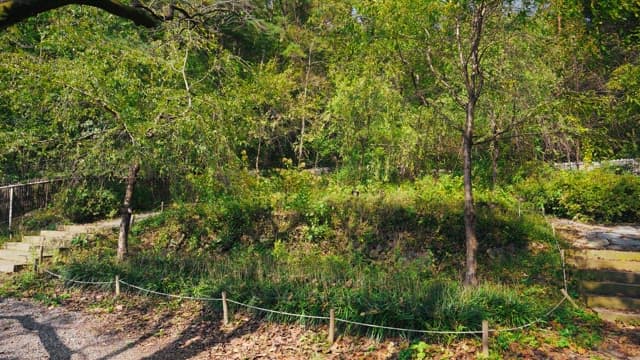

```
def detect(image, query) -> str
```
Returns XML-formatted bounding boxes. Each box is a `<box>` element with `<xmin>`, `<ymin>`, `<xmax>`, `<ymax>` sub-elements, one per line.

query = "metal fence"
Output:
<box><xmin>0</xmin><ymin>179</ymin><xmax>65</xmax><ymax>231</ymax></box>
<box><xmin>554</xmin><ymin>158</ymin><xmax>640</xmax><ymax>174</ymax></box>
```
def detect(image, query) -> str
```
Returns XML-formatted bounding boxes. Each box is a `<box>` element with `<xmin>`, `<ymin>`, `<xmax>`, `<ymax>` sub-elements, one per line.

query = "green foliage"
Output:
<box><xmin>19</xmin><ymin>208</ymin><xmax>65</xmax><ymax>232</ymax></box>
<box><xmin>519</xmin><ymin>169</ymin><xmax>640</xmax><ymax>223</ymax></box>
<box><xmin>55</xmin><ymin>184</ymin><xmax>119</xmax><ymax>223</ymax></box>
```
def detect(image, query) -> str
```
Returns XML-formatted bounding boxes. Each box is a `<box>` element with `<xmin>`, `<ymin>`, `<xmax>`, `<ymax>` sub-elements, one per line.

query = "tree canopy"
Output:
<box><xmin>1</xmin><ymin>0</ymin><xmax>639</xmax><ymax>279</ymax></box>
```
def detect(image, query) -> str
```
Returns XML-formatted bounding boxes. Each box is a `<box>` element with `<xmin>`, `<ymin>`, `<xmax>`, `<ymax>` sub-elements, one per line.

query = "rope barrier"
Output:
<box><xmin>225</xmin><ymin>298</ymin><xmax>331</xmax><ymax>321</ymax></box>
<box><xmin>43</xmin><ymin>269</ymin><xmax>569</xmax><ymax>335</ymax></box>
<box><xmin>44</xmin><ymin>269</ymin><xmax>113</xmax><ymax>285</ymax></box>
<box><xmin>119</xmin><ymin>280</ymin><xmax>222</xmax><ymax>302</ymax></box>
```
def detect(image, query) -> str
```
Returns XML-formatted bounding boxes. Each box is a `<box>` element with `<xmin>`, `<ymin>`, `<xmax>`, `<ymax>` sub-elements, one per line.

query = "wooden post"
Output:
<box><xmin>161</xmin><ymin>201</ymin><xmax>164</xmax><ymax>212</ymax></box>
<box><xmin>39</xmin><ymin>245</ymin><xmax>44</xmax><ymax>266</ymax></box>
<box><xmin>482</xmin><ymin>320</ymin><xmax>489</xmax><ymax>357</ymax></box>
<box><xmin>129</xmin><ymin>213</ymin><xmax>135</xmax><ymax>228</ymax></box>
<box><xmin>115</xmin><ymin>275</ymin><xmax>120</xmax><ymax>296</ymax></box>
<box><xmin>329</xmin><ymin>309</ymin><xmax>335</xmax><ymax>344</ymax></box>
<box><xmin>561</xmin><ymin>288</ymin><xmax>579</xmax><ymax>309</ymax></box>
<box><xmin>222</xmin><ymin>292</ymin><xmax>229</xmax><ymax>325</ymax></box>
<box><xmin>33</xmin><ymin>258</ymin><xmax>38</xmax><ymax>273</ymax></box>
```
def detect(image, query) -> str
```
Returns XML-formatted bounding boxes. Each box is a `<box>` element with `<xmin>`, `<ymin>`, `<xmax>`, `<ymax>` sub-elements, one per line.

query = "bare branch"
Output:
<box><xmin>424</xmin><ymin>41</ymin><xmax>466</xmax><ymax>108</ymax></box>
<box><xmin>180</xmin><ymin>47</ymin><xmax>192</xmax><ymax>111</ymax></box>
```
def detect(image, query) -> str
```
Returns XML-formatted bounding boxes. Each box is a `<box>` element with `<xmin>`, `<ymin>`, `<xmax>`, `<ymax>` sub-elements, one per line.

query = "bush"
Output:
<box><xmin>55</xmin><ymin>184</ymin><xmax>119</xmax><ymax>223</ymax></box>
<box><xmin>518</xmin><ymin>169</ymin><xmax>640</xmax><ymax>223</ymax></box>
<box><xmin>20</xmin><ymin>208</ymin><xmax>65</xmax><ymax>232</ymax></box>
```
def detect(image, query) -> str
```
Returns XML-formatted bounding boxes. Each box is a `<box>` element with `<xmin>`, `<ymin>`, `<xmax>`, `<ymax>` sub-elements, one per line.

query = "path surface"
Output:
<box><xmin>552</xmin><ymin>219</ymin><xmax>640</xmax><ymax>250</ymax></box>
<box><xmin>0</xmin><ymin>298</ymin><xmax>154</xmax><ymax>360</ymax></box>
<box><xmin>1</xmin><ymin>294</ymin><xmax>639</xmax><ymax>360</ymax></box>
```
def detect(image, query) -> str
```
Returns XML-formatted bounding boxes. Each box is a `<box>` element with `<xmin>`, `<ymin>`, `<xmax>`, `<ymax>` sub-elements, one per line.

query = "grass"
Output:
<box><xmin>53</xmin><ymin>239</ymin><xmax>571</xmax><ymax>340</ymax></box>
<box><xmin>3</xmin><ymin>172</ymin><xmax>609</xmax><ymax>356</ymax></box>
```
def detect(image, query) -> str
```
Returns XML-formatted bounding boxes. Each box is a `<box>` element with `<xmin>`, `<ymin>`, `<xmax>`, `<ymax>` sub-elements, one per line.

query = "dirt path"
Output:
<box><xmin>1</xmin><ymin>293</ymin><xmax>639</xmax><ymax>359</ymax></box>
<box><xmin>0</xmin><ymin>296</ymin><xmax>397</xmax><ymax>360</ymax></box>
<box><xmin>0</xmin><ymin>297</ymin><xmax>160</xmax><ymax>360</ymax></box>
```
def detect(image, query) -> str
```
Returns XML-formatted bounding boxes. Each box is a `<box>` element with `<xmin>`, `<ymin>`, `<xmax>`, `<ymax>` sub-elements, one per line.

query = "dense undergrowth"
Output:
<box><xmin>27</xmin><ymin>170</ymin><xmax>605</xmax><ymax>345</ymax></box>
<box><xmin>518</xmin><ymin>167</ymin><xmax>640</xmax><ymax>223</ymax></box>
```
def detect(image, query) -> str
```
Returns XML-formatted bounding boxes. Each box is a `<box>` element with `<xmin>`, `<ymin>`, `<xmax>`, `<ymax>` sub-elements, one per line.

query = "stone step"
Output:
<box><xmin>578</xmin><ymin>270</ymin><xmax>640</xmax><ymax>285</ymax></box>
<box><xmin>567</xmin><ymin>249</ymin><xmax>640</xmax><ymax>262</ymax></box>
<box><xmin>23</xmin><ymin>235</ymin><xmax>44</xmax><ymax>244</ymax></box>
<box><xmin>0</xmin><ymin>259</ymin><xmax>18</xmax><ymax>273</ymax></box>
<box><xmin>58</xmin><ymin>224</ymin><xmax>98</xmax><ymax>234</ymax></box>
<box><xmin>24</xmin><ymin>239</ymin><xmax>71</xmax><ymax>249</ymax></box>
<box><xmin>4</xmin><ymin>242</ymin><xmax>32</xmax><ymax>251</ymax></box>
<box><xmin>581</xmin><ymin>281</ymin><xmax>640</xmax><ymax>298</ymax></box>
<box><xmin>587</xmin><ymin>295</ymin><xmax>640</xmax><ymax>312</ymax></box>
<box><xmin>593</xmin><ymin>307</ymin><xmax>640</xmax><ymax>325</ymax></box>
<box><xmin>40</xmin><ymin>230</ymin><xmax>74</xmax><ymax>241</ymax></box>
<box><xmin>567</xmin><ymin>257</ymin><xmax>640</xmax><ymax>272</ymax></box>
<box><xmin>5</xmin><ymin>242</ymin><xmax>58</xmax><ymax>257</ymax></box>
<box><xmin>0</xmin><ymin>249</ymin><xmax>32</xmax><ymax>264</ymax></box>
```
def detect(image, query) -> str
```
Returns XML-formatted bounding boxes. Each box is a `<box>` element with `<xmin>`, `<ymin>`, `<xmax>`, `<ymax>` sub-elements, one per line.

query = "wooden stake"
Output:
<box><xmin>161</xmin><ymin>201</ymin><xmax>164</xmax><ymax>212</ymax></box>
<box><xmin>518</xmin><ymin>201</ymin><xmax>521</xmax><ymax>217</ymax></box>
<box><xmin>39</xmin><ymin>245</ymin><xmax>44</xmax><ymax>265</ymax></box>
<box><xmin>222</xmin><ymin>292</ymin><xmax>229</xmax><ymax>325</ymax></box>
<box><xmin>561</xmin><ymin>288</ymin><xmax>579</xmax><ymax>309</ymax></box>
<box><xmin>329</xmin><ymin>308</ymin><xmax>335</xmax><ymax>344</ymax></box>
<box><xmin>33</xmin><ymin>258</ymin><xmax>38</xmax><ymax>273</ymax></box>
<box><xmin>482</xmin><ymin>320</ymin><xmax>489</xmax><ymax>357</ymax></box>
<box><xmin>115</xmin><ymin>275</ymin><xmax>120</xmax><ymax>296</ymax></box>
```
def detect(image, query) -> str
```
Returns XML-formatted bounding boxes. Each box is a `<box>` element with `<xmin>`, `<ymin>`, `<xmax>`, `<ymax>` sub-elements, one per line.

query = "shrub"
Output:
<box><xmin>55</xmin><ymin>183</ymin><xmax>119</xmax><ymax>223</ymax></box>
<box><xmin>20</xmin><ymin>208</ymin><xmax>65</xmax><ymax>231</ymax></box>
<box><xmin>518</xmin><ymin>169</ymin><xmax>640</xmax><ymax>223</ymax></box>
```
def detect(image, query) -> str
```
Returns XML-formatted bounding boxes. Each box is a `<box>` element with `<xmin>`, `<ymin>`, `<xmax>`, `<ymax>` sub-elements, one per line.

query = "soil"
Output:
<box><xmin>1</xmin><ymin>288</ymin><xmax>639</xmax><ymax>360</ymax></box>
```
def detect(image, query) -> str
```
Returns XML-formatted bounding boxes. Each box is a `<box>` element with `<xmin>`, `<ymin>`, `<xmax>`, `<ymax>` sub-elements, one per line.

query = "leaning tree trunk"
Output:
<box><xmin>463</xmin><ymin>102</ymin><xmax>478</xmax><ymax>287</ymax></box>
<box><xmin>117</xmin><ymin>162</ymin><xmax>140</xmax><ymax>262</ymax></box>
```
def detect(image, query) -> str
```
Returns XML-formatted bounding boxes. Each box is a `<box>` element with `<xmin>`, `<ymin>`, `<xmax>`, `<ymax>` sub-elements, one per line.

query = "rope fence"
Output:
<box><xmin>42</xmin><ymin>269</ymin><xmax>570</xmax><ymax>350</ymax></box>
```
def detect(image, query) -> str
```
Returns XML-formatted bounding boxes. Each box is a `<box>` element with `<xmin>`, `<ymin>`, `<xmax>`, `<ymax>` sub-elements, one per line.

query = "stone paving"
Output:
<box><xmin>552</xmin><ymin>219</ymin><xmax>640</xmax><ymax>251</ymax></box>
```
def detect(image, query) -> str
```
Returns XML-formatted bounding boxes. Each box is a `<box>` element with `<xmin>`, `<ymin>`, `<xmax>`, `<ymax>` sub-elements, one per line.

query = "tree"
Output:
<box><xmin>0</xmin><ymin>6</ymin><xmax>251</xmax><ymax>258</ymax></box>
<box><xmin>354</xmin><ymin>0</ymin><xmax>564</xmax><ymax>285</ymax></box>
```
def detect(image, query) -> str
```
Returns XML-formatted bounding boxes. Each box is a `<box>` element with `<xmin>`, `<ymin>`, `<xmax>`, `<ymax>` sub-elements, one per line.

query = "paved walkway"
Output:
<box><xmin>552</xmin><ymin>219</ymin><xmax>640</xmax><ymax>251</ymax></box>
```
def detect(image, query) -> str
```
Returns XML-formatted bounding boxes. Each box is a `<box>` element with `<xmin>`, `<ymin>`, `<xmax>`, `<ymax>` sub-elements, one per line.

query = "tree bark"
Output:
<box><xmin>117</xmin><ymin>162</ymin><xmax>140</xmax><ymax>262</ymax></box>
<box><xmin>463</xmin><ymin>102</ymin><xmax>478</xmax><ymax>287</ymax></box>
<box><xmin>0</xmin><ymin>0</ymin><xmax>161</xmax><ymax>30</ymax></box>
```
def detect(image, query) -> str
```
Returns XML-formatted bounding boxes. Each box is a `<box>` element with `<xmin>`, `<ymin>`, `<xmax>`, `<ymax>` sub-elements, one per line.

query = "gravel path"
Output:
<box><xmin>0</xmin><ymin>298</ymin><xmax>153</xmax><ymax>360</ymax></box>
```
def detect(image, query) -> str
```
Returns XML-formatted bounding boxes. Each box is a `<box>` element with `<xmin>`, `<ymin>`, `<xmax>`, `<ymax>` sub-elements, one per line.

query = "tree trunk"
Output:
<box><xmin>463</xmin><ymin>102</ymin><xmax>478</xmax><ymax>287</ymax></box>
<box><xmin>117</xmin><ymin>162</ymin><xmax>140</xmax><ymax>262</ymax></box>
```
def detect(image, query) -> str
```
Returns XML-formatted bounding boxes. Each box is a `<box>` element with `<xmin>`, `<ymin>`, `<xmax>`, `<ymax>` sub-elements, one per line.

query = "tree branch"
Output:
<box><xmin>0</xmin><ymin>0</ymin><xmax>162</xmax><ymax>30</ymax></box>
<box><xmin>424</xmin><ymin>40</ymin><xmax>466</xmax><ymax>108</ymax></box>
